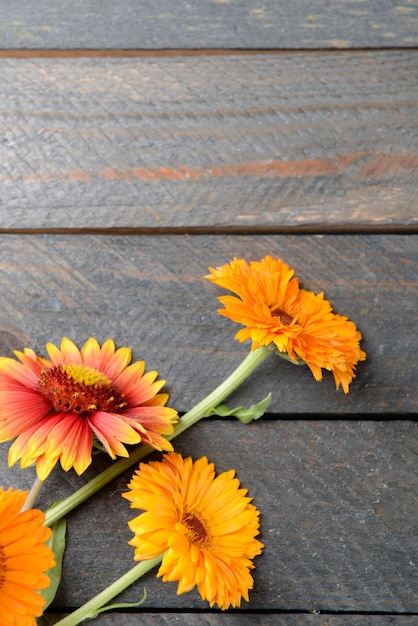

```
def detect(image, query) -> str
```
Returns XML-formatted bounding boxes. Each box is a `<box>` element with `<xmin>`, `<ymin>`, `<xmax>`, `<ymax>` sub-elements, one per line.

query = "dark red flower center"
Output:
<box><xmin>37</xmin><ymin>364</ymin><xmax>127</xmax><ymax>416</ymax></box>
<box><xmin>271</xmin><ymin>307</ymin><xmax>293</xmax><ymax>326</ymax></box>
<box><xmin>182</xmin><ymin>511</ymin><xmax>209</xmax><ymax>547</ymax></box>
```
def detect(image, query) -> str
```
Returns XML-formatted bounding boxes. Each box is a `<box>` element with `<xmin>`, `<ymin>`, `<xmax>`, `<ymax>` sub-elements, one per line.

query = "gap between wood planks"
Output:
<box><xmin>0</xmin><ymin>47</ymin><xmax>416</xmax><ymax>58</ymax></box>
<box><xmin>0</xmin><ymin>225</ymin><xmax>417</xmax><ymax>236</ymax></box>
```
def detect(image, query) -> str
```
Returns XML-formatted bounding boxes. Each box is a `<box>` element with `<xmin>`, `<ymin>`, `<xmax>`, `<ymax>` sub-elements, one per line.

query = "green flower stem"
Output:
<box><xmin>51</xmin><ymin>556</ymin><xmax>162</xmax><ymax>626</ymax></box>
<box><xmin>22</xmin><ymin>476</ymin><xmax>45</xmax><ymax>511</ymax></box>
<box><xmin>165</xmin><ymin>345</ymin><xmax>271</xmax><ymax>438</ymax></box>
<box><xmin>45</xmin><ymin>346</ymin><xmax>271</xmax><ymax>527</ymax></box>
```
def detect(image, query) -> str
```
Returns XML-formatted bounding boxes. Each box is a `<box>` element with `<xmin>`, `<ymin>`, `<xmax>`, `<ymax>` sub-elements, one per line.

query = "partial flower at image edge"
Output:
<box><xmin>0</xmin><ymin>337</ymin><xmax>178</xmax><ymax>480</ymax></box>
<box><xmin>0</xmin><ymin>486</ymin><xmax>55</xmax><ymax>626</ymax></box>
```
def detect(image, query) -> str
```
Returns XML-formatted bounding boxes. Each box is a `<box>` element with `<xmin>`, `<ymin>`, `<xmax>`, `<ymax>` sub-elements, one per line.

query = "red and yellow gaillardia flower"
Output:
<box><xmin>0</xmin><ymin>486</ymin><xmax>55</xmax><ymax>626</ymax></box>
<box><xmin>206</xmin><ymin>255</ymin><xmax>366</xmax><ymax>393</ymax></box>
<box><xmin>124</xmin><ymin>452</ymin><xmax>264</xmax><ymax>610</ymax></box>
<box><xmin>0</xmin><ymin>337</ymin><xmax>178</xmax><ymax>480</ymax></box>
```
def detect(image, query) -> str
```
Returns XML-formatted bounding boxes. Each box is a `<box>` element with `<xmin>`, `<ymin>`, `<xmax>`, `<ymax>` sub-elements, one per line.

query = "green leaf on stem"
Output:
<box><xmin>41</xmin><ymin>513</ymin><xmax>67</xmax><ymax>608</ymax></box>
<box><xmin>86</xmin><ymin>589</ymin><xmax>147</xmax><ymax>619</ymax></box>
<box><xmin>207</xmin><ymin>392</ymin><xmax>272</xmax><ymax>423</ymax></box>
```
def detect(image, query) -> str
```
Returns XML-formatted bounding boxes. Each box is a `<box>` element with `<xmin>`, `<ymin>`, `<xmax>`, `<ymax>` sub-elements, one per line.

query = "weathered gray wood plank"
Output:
<box><xmin>0</xmin><ymin>0</ymin><xmax>417</xmax><ymax>49</ymax></box>
<box><xmin>0</xmin><ymin>52</ymin><xmax>417</xmax><ymax>230</ymax></box>
<box><xmin>3</xmin><ymin>420</ymin><xmax>416</xmax><ymax>613</ymax></box>
<box><xmin>43</xmin><ymin>614</ymin><xmax>418</xmax><ymax>625</ymax></box>
<box><xmin>0</xmin><ymin>233</ymin><xmax>415</xmax><ymax>414</ymax></box>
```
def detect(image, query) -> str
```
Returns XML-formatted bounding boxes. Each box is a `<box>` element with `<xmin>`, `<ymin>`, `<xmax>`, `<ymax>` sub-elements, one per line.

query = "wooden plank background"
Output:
<box><xmin>43</xmin><ymin>619</ymin><xmax>418</xmax><ymax>626</ymax></box>
<box><xmin>0</xmin><ymin>0</ymin><xmax>417</xmax><ymax>50</ymax></box>
<box><xmin>0</xmin><ymin>52</ymin><xmax>417</xmax><ymax>231</ymax></box>
<box><xmin>0</xmin><ymin>233</ymin><xmax>416</xmax><ymax>415</ymax></box>
<box><xmin>42</xmin><ymin>617</ymin><xmax>418</xmax><ymax>626</ymax></box>
<box><xmin>0</xmin><ymin>0</ymin><xmax>417</xmax><ymax>624</ymax></box>
<box><xmin>3</xmin><ymin>420</ymin><xmax>417</xmax><ymax>615</ymax></box>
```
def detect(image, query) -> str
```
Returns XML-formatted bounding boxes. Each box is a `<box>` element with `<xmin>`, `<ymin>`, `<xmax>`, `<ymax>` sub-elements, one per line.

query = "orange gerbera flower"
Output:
<box><xmin>124</xmin><ymin>452</ymin><xmax>264</xmax><ymax>610</ymax></box>
<box><xmin>0</xmin><ymin>486</ymin><xmax>55</xmax><ymax>626</ymax></box>
<box><xmin>0</xmin><ymin>337</ymin><xmax>178</xmax><ymax>480</ymax></box>
<box><xmin>206</xmin><ymin>256</ymin><xmax>366</xmax><ymax>392</ymax></box>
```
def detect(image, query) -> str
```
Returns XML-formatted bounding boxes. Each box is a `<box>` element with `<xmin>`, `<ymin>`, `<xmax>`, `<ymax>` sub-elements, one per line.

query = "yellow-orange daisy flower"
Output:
<box><xmin>0</xmin><ymin>486</ymin><xmax>55</xmax><ymax>626</ymax></box>
<box><xmin>124</xmin><ymin>452</ymin><xmax>264</xmax><ymax>610</ymax></box>
<box><xmin>206</xmin><ymin>256</ymin><xmax>366</xmax><ymax>392</ymax></box>
<box><xmin>0</xmin><ymin>337</ymin><xmax>178</xmax><ymax>480</ymax></box>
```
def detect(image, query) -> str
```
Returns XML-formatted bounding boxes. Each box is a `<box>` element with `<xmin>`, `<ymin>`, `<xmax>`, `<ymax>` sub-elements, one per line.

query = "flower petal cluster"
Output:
<box><xmin>0</xmin><ymin>486</ymin><xmax>55</xmax><ymax>626</ymax></box>
<box><xmin>206</xmin><ymin>255</ymin><xmax>366</xmax><ymax>392</ymax></box>
<box><xmin>124</xmin><ymin>452</ymin><xmax>263</xmax><ymax>610</ymax></box>
<box><xmin>0</xmin><ymin>337</ymin><xmax>178</xmax><ymax>480</ymax></box>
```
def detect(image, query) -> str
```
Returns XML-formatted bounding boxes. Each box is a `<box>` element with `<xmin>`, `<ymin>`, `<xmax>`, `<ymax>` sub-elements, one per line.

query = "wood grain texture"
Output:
<box><xmin>0</xmin><ymin>233</ymin><xmax>416</xmax><ymax>414</ymax></box>
<box><xmin>43</xmin><ymin>614</ymin><xmax>418</xmax><ymax>625</ymax></box>
<box><xmin>2</xmin><ymin>420</ymin><xmax>416</xmax><ymax>614</ymax></box>
<box><xmin>0</xmin><ymin>0</ymin><xmax>417</xmax><ymax>49</ymax></box>
<box><xmin>0</xmin><ymin>52</ymin><xmax>417</xmax><ymax>230</ymax></box>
